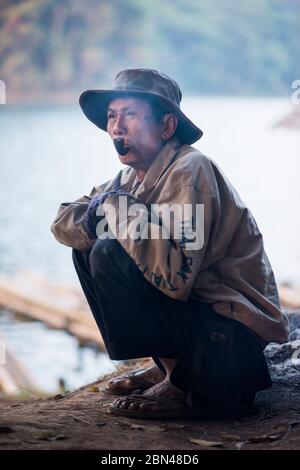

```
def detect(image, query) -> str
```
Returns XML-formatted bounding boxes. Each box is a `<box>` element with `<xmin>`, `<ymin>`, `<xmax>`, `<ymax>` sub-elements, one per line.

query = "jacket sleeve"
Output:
<box><xmin>102</xmin><ymin>183</ymin><xmax>215</xmax><ymax>300</ymax></box>
<box><xmin>51</xmin><ymin>181</ymin><xmax>110</xmax><ymax>251</ymax></box>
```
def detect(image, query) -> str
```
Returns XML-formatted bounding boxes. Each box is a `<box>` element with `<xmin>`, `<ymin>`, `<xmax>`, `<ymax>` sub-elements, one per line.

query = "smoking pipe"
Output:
<box><xmin>113</xmin><ymin>138</ymin><xmax>130</xmax><ymax>156</ymax></box>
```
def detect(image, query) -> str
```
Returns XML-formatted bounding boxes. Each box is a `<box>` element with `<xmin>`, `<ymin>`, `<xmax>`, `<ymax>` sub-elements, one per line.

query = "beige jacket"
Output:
<box><xmin>51</xmin><ymin>136</ymin><xmax>289</xmax><ymax>344</ymax></box>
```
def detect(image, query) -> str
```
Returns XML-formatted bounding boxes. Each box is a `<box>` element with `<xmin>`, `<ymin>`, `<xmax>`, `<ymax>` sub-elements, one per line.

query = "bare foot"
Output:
<box><xmin>106</xmin><ymin>364</ymin><xmax>165</xmax><ymax>392</ymax></box>
<box><xmin>113</xmin><ymin>378</ymin><xmax>185</xmax><ymax>411</ymax></box>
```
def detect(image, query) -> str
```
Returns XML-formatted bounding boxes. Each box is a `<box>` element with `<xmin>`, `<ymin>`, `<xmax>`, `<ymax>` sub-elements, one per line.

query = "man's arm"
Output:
<box><xmin>102</xmin><ymin>174</ymin><xmax>215</xmax><ymax>300</ymax></box>
<box><xmin>51</xmin><ymin>181</ymin><xmax>110</xmax><ymax>251</ymax></box>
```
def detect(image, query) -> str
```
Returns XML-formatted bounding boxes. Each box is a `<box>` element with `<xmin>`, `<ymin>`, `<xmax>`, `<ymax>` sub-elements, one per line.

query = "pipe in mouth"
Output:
<box><xmin>113</xmin><ymin>138</ymin><xmax>130</xmax><ymax>156</ymax></box>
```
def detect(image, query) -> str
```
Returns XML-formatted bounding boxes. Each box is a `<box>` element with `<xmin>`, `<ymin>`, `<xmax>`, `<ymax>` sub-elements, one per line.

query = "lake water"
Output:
<box><xmin>1</xmin><ymin>97</ymin><xmax>299</xmax><ymax>393</ymax></box>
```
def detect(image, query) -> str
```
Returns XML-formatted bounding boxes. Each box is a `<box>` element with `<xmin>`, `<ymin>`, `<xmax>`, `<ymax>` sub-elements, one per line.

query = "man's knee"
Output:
<box><xmin>89</xmin><ymin>238</ymin><xmax>121</xmax><ymax>276</ymax></box>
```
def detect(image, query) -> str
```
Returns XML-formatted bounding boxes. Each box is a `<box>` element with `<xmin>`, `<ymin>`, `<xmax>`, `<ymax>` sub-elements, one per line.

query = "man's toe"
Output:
<box><xmin>113</xmin><ymin>395</ymin><xmax>150</xmax><ymax>410</ymax></box>
<box><xmin>107</xmin><ymin>377</ymin><xmax>127</xmax><ymax>386</ymax></box>
<box><xmin>139</xmin><ymin>400</ymin><xmax>161</xmax><ymax>411</ymax></box>
<box><xmin>114</xmin><ymin>397</ymin><xmax>125</xmax><ymax>407</ymax></box>
<box><xmin>127</xmin><ymin>401</ymin><xmax>141</xmax><ymax>410</ymax></box>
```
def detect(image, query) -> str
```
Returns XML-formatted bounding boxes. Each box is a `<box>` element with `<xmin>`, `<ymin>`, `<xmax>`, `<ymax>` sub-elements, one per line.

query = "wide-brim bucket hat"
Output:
<box><xmin>79</xmin><ymin>68</ymin><xmax>203</xmax><ymax>145</ymax></box>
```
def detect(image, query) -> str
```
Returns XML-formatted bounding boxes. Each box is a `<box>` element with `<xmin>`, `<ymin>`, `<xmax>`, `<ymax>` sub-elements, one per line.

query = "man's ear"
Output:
<box><xmin>162</xmin><ymin>114</ymin><xmax>178</xmax><ymax>140</ymax></box>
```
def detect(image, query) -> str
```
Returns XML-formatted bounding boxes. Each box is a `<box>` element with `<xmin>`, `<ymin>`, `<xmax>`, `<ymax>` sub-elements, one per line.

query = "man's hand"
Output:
<box><xmin>83</xmin><ymin>189</ymin><xmax>133</xmax><ymax>240</ymax></box>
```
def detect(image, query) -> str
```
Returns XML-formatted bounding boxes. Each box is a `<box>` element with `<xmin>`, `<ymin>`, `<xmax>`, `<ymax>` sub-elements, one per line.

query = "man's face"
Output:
<box><xmin>106</xmin><ymin>97</ymin><xmax>166</xmax><ymax>170</ymax></box>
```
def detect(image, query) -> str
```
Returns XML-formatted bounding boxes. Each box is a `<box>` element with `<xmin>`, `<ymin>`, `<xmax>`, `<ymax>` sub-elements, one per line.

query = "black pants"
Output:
<box><xmin>72</xmin><ymin>238</ymin><xmax>271</xmax><ymax>417</ymax></box>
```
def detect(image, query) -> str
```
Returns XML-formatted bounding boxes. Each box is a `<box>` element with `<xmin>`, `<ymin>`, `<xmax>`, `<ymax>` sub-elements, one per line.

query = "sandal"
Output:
<box><xmin>100</xmin><ymin>368</ymin><xmax>158</xmax><ymax>396</ymax></box>
<box><xmin>108</xmin><ymin>393</ymin><xmax>190</xmax><ymax>419</ymax></box>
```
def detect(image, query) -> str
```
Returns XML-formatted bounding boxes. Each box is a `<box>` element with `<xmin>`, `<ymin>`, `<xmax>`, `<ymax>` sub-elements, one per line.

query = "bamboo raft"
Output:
<box><xmin>0</xmin><ymin>271</ymin><xmax>105</xmax><ymax>350</ymax></box>
<box><xmin>0</xmin><ymin>271</ymin><xmax>299</xmax><ymax>394</ymax></box>
<box><xmin>0</xmin><ymin>271</ymin><xmax>106</xmax><ymax>394</ymax></box>
<box><xmin>0</xmin><ymin>271</ymin><xmax>299</xmax><ymax>340</ymax></box>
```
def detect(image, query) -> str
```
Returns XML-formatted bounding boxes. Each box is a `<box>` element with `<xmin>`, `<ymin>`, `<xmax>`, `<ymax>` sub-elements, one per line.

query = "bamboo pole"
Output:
<box><xmin>0</xmin><ymin>272</ymin><xmax>105</xmax><ymax>351</ymax></box>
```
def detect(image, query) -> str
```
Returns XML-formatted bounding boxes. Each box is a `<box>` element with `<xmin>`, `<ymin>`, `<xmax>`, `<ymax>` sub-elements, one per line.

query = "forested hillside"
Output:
<box><xmin>0</xmin><ymin>0</ymin><xmax>299</xmax><ymax>103</ymax></box>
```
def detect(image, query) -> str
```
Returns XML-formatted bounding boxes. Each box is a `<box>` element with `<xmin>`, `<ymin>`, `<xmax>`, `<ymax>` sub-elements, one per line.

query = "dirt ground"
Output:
<box><xmin>1</xmin><ymin>313</ymin><xmax>300</xmax><ymax>451</ymax></box>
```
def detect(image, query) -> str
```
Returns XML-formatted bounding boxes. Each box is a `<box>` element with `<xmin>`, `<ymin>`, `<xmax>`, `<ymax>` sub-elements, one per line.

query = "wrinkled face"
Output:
<box><xmin>106</xmin><ymin>97</ymin><xmax>166</xmax><ymax>169</ymax></box>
